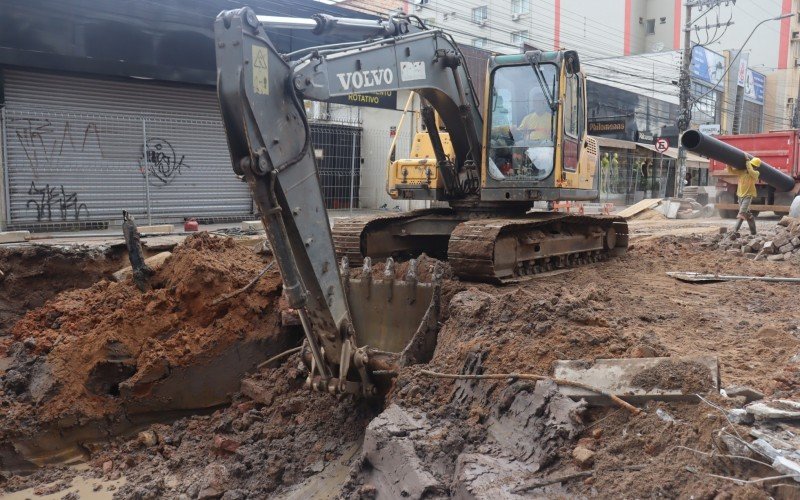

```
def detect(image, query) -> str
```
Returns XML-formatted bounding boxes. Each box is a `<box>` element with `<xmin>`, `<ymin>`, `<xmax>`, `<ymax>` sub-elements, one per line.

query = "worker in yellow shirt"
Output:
<box><xmin>726</xmin><ymin>157</ymin><xmax>760</xmax><ymax>235</ymax></box>
<box><xmin>517</xmin><ymin>95</ymin><xmax>553</xmax><ymax>142</ymax></box>
<box><xmin>518</xmin><ymin>110</ymin><xmax>552</xmax><ymax>141</ymax></box>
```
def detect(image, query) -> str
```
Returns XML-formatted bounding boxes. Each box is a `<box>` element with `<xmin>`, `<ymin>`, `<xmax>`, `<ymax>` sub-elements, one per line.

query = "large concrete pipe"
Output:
<box><xmin>681</xmin><ymin>130</ymin><xmax>796</xmax><ymax>192</ymax></box>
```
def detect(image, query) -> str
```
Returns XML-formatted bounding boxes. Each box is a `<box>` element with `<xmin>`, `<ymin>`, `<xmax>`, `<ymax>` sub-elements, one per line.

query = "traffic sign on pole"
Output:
<box><xmin>655</xmin><ymin>138</ymin><xmax>670</xmax><ymax>153</ymax></box>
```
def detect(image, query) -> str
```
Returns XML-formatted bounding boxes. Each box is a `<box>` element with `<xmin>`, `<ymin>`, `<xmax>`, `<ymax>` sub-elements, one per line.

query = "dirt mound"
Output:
<box><xmin>0</xmin><ymin>244</ymin><xmax>126</xmax><ymax>336</ymax></box>
<box><xmin>352</xmin><ymin>235</ymin><xmax>800</xmax><ymax>497</ymax></box>
<box><xmin>0</xmin><ymin>233</ymin><xmax>297</xmax><ymax>466</ymax></box>
<box><xmin>631</xmin><ymin>360</ymin><xmax>715</xmax><ymax>393</ymax></box>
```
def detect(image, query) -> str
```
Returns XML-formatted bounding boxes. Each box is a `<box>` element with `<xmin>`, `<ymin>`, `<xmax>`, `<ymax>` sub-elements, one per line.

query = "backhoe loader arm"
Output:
<box><xmin>214</xmin><ymin>8</ymin><xmax>470</xmax><ymax>395</ymax></box>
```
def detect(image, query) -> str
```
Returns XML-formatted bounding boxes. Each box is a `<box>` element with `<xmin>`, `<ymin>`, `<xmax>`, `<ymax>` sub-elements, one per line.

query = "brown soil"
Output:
<box><xmin>0</xmin><ymin>244</ymin><xmax>126</xmax><ymax>335</ymax></box>
<box><xmin>3</xmin><ymin>228</ymin><xmax>800</xmax><ymax>498</ymax></box>
<box><xmin>382</xmin><ymin>233</ymin><xmax>800</xmax><ymax>498</ymax></box>
<box><xmin>631</xmin><ymin>360</ymin><xmax>715</xmax><ymax>393</ymax></box>
<box><xmin>1</xmin><ymin>233</ymin><xmax>286</xmax><ymax>434</ymax></box>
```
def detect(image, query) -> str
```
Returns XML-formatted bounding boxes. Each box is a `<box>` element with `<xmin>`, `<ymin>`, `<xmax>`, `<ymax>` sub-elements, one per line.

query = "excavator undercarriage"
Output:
<box><xmin>333</xmin><ymin>212</ymin><xmax>628</xmax><ymax>284</ymax></box>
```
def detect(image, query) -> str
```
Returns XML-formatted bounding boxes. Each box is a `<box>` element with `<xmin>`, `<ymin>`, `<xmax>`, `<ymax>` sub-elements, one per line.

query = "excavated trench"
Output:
<box><xmin>0</xmin><ymin>243</ymin><xmax>129</xmax><ymax>335</ymax></box>
<box><xmin>0</xmin><ymin>234</ymin><xmax>302</xmax><ymax>473</ymax></box>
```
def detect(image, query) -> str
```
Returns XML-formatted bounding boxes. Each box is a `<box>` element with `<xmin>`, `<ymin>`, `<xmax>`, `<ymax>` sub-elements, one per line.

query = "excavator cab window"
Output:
<box><xmin>562</xmin><ymin>71</ymin><xmax>584</xmax><ymax>172</ymax></box>
<box><xmin>487</xmin><ymin>64</ymin><xmax>557</xmax><ymax>182</ymax></box>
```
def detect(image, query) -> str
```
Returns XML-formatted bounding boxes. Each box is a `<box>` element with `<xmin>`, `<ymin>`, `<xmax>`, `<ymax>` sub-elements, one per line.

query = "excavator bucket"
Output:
<box><xmin>343</xmin><ymin>257</ymin><xmax>441</xmax><ymax>367</ymax></box>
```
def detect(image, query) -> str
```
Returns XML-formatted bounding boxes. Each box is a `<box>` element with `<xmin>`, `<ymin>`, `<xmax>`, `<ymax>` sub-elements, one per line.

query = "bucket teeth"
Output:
<box><xmin>362</xmin><ymin>257</ymin><xmax>372</xmax><ymax>278</ymax></box>
<box><xmin>384</xmin><ymin>257</ymin><xmax>395</xmax><ymax>279</ymax></box>
<box><xmin>405</xmin><ymin>258</ymin><xmax>418</xmax><ymax>284</ymax></box>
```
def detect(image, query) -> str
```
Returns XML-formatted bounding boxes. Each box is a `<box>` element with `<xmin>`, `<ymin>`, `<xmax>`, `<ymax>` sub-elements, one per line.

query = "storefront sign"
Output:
<box><xmin>699</xmin><ymin>123</ymin><xmax>720</xmax><ymax>135</ymax></box>
<box><xmin>328</xmin><ymin>91</ymin><xmax>398</xmax><ymax>110</ymax></box>
<box><xmin>744</xmin><ymin>69</ymin><xmax>765</xmax><ymax>104</ymax></box>
<box><xmin>636</xmin><ymin>130</ymin><xmax>656</xmax><ymax>143</ymax></box>
<box><xmin>588</xmin><ymin>119</ymin><xmax>626</xmax><ymax>135</ymax></box>
<box><xmin>690</xmin><ymin>46</ymin><xmax>725</xmax><ymax>84</ymax></box>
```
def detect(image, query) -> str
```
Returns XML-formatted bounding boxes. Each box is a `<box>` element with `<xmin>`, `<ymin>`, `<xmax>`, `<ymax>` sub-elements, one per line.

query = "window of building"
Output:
<box><xmin>691</xmin><ymin>81</ymin><xmax>721</xmax><ymax>124</ymax></box>
<box><xmin>472</xmin><ymin>6</ymin><xmax>488</xmax><ymax>23</ymax></box>
<box><xmin>511</xmin><ymin>0</ymin><xmax>529</xmax><ymax>15</ymax></box>
<box><xmin>472</xmin><ymin>37</ymin><xmax>488</xmax><ymax>48</ymax></box>
<box><xmin>645</xmin><ymin>19</ymin><xmax>655</xmax><ymax>35</ymax></box>
<box><xmin>741</xmin><ymin>101</ymin><xmax>764</xmax><ymax>134</ymax></box>
<box><xmin>511</xmin><ymin>30</ymin><xmax>528</xmax><ymax>46</ymax></box>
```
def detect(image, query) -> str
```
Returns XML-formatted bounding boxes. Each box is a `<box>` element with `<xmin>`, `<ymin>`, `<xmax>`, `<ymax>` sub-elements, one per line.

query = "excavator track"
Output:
<box><xmin>333</xmin><ymin>211</ymin><xmax>628</xmax><ymax>284</ymax></box>
<box><xmin>332</xmin><ymin>208</ymin><xmax>457</xmax><ymax>266</ymax></box>
<box><xmin>448</xmin><ymin>214</ymin><xmax>628</xmax><ymax>283</ymax></box>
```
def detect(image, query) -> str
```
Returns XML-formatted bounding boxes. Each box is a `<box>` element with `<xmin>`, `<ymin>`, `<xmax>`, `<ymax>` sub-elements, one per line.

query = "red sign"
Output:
<box><xmin>655</xmin><ymin>138</ymin><xmax>670</xmax><ymax>153</ymax></box>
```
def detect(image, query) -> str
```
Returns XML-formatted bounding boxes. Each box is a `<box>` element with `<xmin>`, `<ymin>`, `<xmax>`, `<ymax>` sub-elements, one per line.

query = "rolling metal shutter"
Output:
<box><xmin>2</xmin><ymin>69</ymin><xmax>252</xmax><ymax>229</ymax></box>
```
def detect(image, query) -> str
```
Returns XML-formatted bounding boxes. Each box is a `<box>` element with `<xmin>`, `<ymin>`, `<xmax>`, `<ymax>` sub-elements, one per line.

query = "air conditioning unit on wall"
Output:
<box><xmin>511</xmin><ymin>13</ymin><xmax>521</xmax><ymax>21</ymax></box>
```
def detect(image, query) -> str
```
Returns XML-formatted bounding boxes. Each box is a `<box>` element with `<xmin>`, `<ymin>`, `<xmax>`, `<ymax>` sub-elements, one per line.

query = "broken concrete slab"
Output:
<box><xmin>453</xmin><ymin>453</ymin><xmax>543</xmax><ymax>499</ymax></box>
<box><xmin>553</xmin><ymin>357</ymin><xmax>719</xmax><ymax>405</ymax></box>
<box><xmin>746</xmin><ymin>400</ymin><xmax>800</xmax><ymax>420</ymax></box>
<box><xmin>112</xmin><ymin>252</ymin><xmax>172</xmax><ymax>282</ymax></box>
<box><xmin>772</xmin><ymin>456</ymin><xmax>800</xmax><ymax>482</ymax></box>
<box><xmin>723</xmin><ymin>385</ymin><xmax>764</xmax><ymax>403</ymax></box>
<box><xmin>727</xmin><ymin>409</ymin><xmax>754</xmax><ymax>425</ymax></box>
<box><xmin>0</xmin><ymin>231</ymin><xmax>31</xmax><ymax>244</ymax></box>
<box><xmin>240</xmin><ymin>220</ymin><xmax>264</xmax><ymax>232</ymax></box>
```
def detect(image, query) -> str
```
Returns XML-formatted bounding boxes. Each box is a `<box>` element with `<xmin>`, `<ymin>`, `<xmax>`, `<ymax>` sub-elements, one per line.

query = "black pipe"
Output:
<box><xmin>681</xmin><ymin>130</ymin><xmax>796</xmax><ymax>192</ymax></box>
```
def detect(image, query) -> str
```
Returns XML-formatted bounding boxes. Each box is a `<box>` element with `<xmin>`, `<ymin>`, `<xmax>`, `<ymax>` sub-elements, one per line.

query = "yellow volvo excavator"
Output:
<box><xmin>214</xmin><ymin>9</ymin><xmax>627</xmax><ymax>396</ymax></box>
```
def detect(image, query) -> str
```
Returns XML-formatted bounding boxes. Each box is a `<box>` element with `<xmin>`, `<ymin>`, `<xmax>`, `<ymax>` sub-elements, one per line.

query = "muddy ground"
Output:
<box><xmin>1</xmin><ymin>219</ymin><xmax>799</xmax><ymax>498</ymax></box>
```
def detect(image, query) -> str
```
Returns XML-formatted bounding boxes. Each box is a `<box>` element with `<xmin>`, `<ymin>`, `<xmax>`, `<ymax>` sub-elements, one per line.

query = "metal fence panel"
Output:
<box><xmin>310</xmin><ymin>123</ymin><xmax>362</xmax><ymax>210</ymax></box>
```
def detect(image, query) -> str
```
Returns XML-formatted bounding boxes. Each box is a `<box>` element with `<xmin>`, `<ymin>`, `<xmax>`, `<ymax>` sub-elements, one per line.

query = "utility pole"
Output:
<box><xmin>793</xmin><ymin>71</ymin><xmax>800</xmax><ymax>128</ymax></box>
<box><xmin>676</xmin><ymin>2</ymin><xmax>693</xmax><ymax>198</ymax></box>
<box><xmin>676</xmin><ymin>0</ymin><xmax>734</xmax><ymax>197</ymax></box>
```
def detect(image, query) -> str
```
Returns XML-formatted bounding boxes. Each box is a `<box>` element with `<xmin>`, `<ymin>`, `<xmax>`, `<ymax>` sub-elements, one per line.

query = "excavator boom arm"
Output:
<box><xmin>214</xmin><ymin>8</ymin><xmax>462</xmax><ymax>395</ymax></box>
<box><xmin>291</xmin><ymin>30</ymin><xmax>483</xmax><ymax>174</ymax></box>
<box><xmin>215</xmin><ymin>9</ymin><xmax>349</xmax><ymax>382</ymax></box>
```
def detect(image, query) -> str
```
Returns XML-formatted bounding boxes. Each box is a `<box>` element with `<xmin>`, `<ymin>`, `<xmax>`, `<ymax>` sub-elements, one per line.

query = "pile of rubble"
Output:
<box><xmin>709</xmin><ymin>216</ymin><xmax>800</xmax><ymax>261</ymax></box>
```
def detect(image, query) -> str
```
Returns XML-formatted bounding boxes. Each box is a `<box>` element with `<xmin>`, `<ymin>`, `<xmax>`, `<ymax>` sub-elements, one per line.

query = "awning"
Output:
<box><xmin>635</xmin><ymin>143</ymin><xmax>710</xmax><ymax>169</ymax></box>
<box><xmin>591</xmin><ymin>136</ymin><xmax>637</xmax><ymax>150</ymax></box>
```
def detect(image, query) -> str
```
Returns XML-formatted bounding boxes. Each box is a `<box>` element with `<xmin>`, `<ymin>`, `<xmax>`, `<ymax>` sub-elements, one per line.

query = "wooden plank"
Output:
<box><xmin>616</xmin><ymin>198</ymin><xmax>662</xmax><ymax>219</ymax></box>
<box><xmin>667</xmin><ymin>272</ymin><xmax>800</xmax><ymax>284</ymax></box>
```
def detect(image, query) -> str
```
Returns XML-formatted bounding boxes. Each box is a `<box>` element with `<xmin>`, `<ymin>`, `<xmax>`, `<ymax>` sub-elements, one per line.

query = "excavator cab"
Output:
<box><xmin>480</xmin><ymin>51</ymin><xmax>598</xmax><ymax>202</ymax></box>
<box><xmin>387</xmin><ymin>49</ymin><xmax>600</xmax><ymax>204</ymax></box>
